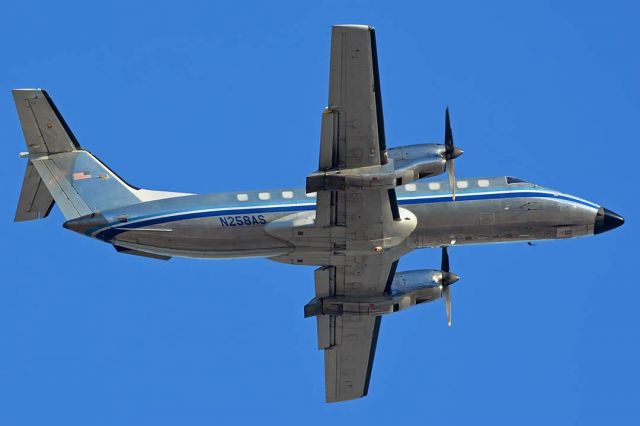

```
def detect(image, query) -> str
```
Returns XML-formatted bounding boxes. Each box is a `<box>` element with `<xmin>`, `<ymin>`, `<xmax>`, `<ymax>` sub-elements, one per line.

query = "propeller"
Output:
<box><xmin>444</xmin><ymin>107</ymin><xmax>463</xmax><ymax>200</ymax></box>
<box><xmin>440</xmin><ymin>246</ymin><xmax>460</xmax><ymax>327</ymax></box>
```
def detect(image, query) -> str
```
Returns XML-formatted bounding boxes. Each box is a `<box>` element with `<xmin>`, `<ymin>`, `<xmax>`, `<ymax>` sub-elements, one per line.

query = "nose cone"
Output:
<box><xmin>594</xmin><ymin>207</ymin><xmax>625</xmax><ymax>235</ymax></box>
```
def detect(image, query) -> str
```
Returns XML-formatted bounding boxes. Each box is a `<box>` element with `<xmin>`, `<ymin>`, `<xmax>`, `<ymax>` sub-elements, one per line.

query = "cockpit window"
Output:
<box><xmin>506</xmin><ymin>176</ymin><xmax>529</xmax><ymax>184</ymax></box>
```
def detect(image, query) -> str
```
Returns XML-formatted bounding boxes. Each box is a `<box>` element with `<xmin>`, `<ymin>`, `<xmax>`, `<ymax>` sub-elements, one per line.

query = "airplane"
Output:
<box><xmin>12</xmin><ymin>24</ymin><xmax>624</xmax><ymax>403</ymax></box>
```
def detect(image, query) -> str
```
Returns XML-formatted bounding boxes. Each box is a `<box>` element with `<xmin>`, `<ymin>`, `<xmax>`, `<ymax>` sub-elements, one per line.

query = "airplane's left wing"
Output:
<box><xmin>322</xmin><ymin>315</ymin><xmax>381</xmax><ymax>402</ymax></box>
<box><xmin>310</xmin><ymin>258</ymin><xmax>398</xmax><ymax>402</ymax></box>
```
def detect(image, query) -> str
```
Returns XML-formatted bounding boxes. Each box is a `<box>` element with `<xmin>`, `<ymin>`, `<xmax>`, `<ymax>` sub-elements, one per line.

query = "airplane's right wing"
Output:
<box><xmin>312</xmin><ymin>24</ymin><xmax>400</xmax><ymax>229</ymax></box>
<box><xmin>318</xmin><ymin>24</ymin><xmax>387</xmax><ymax>171</ymax></box>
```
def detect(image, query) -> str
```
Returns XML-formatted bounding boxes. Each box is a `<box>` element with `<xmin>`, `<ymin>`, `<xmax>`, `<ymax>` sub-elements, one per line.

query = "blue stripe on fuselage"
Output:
<box><xmin>399</xmin><ymin>191</ymin><xmax>598</xmax><ymax>207</ymax></box>
<box><xmin>92</xmin><ymin>190</ymin><xmax>599</xmax><ymax>241</ymax></box>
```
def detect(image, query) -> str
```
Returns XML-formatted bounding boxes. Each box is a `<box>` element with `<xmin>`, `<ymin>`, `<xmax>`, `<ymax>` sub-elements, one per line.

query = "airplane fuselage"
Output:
<box><xmin>63</xmin><ymin>175</ymin><xmax>612</xmax><ymax>262</ymax></box>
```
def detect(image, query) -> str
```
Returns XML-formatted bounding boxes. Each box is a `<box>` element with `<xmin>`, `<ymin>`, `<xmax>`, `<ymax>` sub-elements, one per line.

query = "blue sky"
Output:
<box><xmin>1</xmin><ymin>1</ymin><xmax>638</xmax><ymax>424</ymax></box>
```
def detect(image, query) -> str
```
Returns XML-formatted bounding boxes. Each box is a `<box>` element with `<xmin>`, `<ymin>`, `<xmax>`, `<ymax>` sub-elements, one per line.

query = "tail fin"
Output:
<box><xmin>13</xmin><ymin>89</ymin><xmax>141</xmax><ymax>221</ymax></box>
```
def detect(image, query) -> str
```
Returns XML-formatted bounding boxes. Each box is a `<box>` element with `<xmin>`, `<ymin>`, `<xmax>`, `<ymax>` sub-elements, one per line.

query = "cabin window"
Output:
<box><xmin>237</xmin><ymin>193</ymin><xmax>249</xmax><ymax>201</ymax></box>
<box><xmin>477</xmin><ymin>179</ymin><xmax>490</xmax><ymax>188</ymax></box>
<box><xmin>456</xmin><ymin>180</ymin><xmax>469</xmax><ymax>189</ymax></box>
<box><xmin>258</xmin><ymin>192</ymin><xmax>271</xmax><ymax>200</ymax></box>
<box><xmin>282</xmin><ymin>191</ymin><xmax>294</xmax><ymax>199</ymax></box>
<box><xmin>306</xmin><ymin>192</ymin><xmax>317</xmax><ymax>198</ymax></box>
<box><xmin>428</xmin><ymin>182</ymin><xmax>441</xmax><ymax>190</ymax></box>
<box><xmin>404</xmin><ymin>183</ymin><xmax>417</xmax><ymax>192</ymax></box>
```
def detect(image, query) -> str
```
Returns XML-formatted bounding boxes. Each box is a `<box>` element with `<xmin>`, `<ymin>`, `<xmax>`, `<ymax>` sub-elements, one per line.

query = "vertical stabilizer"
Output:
<box><xmin>13</xmin><ymin>89</ymin><xmax>141</xmax><ymax>221</ymax></box>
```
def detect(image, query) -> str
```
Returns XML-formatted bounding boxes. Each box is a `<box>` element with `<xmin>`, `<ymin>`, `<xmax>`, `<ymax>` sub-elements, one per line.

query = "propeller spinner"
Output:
<box><xmin>441</xmin><ymin>246</ymin><xmax>460</xmax><ymax>327</ymax></box>
<box><xmin>444</xmin><ymin>108</ymin><xmax>463</xmax><ymax>200</ymax></box>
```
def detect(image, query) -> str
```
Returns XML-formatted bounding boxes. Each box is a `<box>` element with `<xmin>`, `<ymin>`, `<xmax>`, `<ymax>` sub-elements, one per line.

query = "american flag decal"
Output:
<box><xmin>72</xmin><ymin>171</ymin><xmax>92</xmax><ymax>181</ymax></box>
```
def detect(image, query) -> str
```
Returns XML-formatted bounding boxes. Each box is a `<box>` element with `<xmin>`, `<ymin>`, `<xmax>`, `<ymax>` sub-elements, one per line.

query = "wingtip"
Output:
<box><xmin>333</xmin><ymin>24</ymin><xmax>373</xmax><ymax>32</ymax></box>
<box><xmin>12</xmin><ymin>88</ymin><xmax>42</xmax><ymax>92</ymax></box>
<box><xmin>12</xmin><ymin>88</ymin><xmax>44</xmax><ymax>100</ymax></box>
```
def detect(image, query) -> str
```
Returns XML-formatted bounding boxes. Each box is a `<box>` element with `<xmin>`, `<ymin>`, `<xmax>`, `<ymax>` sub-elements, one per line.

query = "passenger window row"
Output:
<box><xmin>236</xmin><ymin>191</ymin><xmax>317</xmax><ymax>202</ymax></box>
<box><xmin>238</xmin><ymin>179</ymin><xmax>495</xmax><ymax>200</ymax></box>
<box><xmin>403</xmin><ymin>179</ymin><xmax>491</xmax><ymax>192</ymax></box>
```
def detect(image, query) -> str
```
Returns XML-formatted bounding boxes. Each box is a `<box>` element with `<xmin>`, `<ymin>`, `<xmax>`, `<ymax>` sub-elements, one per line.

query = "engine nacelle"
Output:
<box><xmin>387</xmin><ymin>143</ymin><xmax>447</xmax><ymax>183</ymax></box>
<box><xmin>304</xmin><ymin>268</ymin><xmax>445</xmax><ymax>317</ymax></box>
<box><xmin>306</xmin><ymin>143</ymin><xmax>447</xmax><ymax>193</ymax></box>
<box><xmin>388</xmin><ymin>269</ymin><xmax>445</xmax><ymax>311</ymax></box>
<box><xmin>390</xmin><ymin>269</ymin><xmax>443</xmax><ymax>298</ymax></box>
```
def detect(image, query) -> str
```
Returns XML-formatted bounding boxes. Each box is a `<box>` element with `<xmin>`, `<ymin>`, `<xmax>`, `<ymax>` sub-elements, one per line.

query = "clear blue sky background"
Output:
<box><xmin>1</xmin><ymin>1</ymin><xmax>637</xmax><ymax>424</ymax></box>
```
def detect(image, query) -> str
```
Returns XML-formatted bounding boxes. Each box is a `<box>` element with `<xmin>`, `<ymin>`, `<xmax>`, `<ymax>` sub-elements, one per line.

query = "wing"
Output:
<box><xmin>314</xmin><ymin>24</ymin><xmax>399</xmax><ymax>228</ymax></box>
<box><xmin>305</xmin><ymin>25</ymin><xmax>408</xmax><ymax>402</ymax></box>
<box><xmin>314</xmin><ymin>259</ymin><xmax>398</xmax><ymax>403</ymax></box>
<box><xmin>318</xmin><ymin>24</ymin><xmax>387</xmax><ymax>171</ymax></box>
<box><xmin>321</xmin><ymin>315</ymin><xmax>381</xmax><ymax>403</ymax></box>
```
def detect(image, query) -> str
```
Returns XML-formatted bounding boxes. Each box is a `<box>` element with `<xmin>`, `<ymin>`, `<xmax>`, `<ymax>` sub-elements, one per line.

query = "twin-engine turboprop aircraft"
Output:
<box><xmin>13</xmin><ymin>25</ymin><xmax>624</xmax><ymax>403</ymax></box>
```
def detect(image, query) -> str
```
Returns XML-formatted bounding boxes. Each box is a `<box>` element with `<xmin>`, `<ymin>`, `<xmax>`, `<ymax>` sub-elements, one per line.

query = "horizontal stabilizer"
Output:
<box><xmin>15</xmin><ymin>161</ymin><xmax>55</xmax><ymax>222</ymax></box>
<box><xmin>12</xmin><ymin>89</ymin><xmax>81</xmax><ymax>155</ymax></box>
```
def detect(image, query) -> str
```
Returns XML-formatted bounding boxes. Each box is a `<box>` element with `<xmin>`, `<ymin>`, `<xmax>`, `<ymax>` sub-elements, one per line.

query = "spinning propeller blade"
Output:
<box><xmin>440</xmin><ymin>246</ymin><xmax>459</xmax><ymax>327</ymax></box>
<box><xmin>444</xmin><ymin>286</ymin><xmax>452</xmax><ymax>327</ymax></box>
<box><xmin>444</xmin><ymin>107</ymin><xmax>463</xmax><ymax>201</ymax></box>
<box><xmin>441</xmin><ymin>245</ymin><xmax>450</xmax><ymax>272</ymax></box>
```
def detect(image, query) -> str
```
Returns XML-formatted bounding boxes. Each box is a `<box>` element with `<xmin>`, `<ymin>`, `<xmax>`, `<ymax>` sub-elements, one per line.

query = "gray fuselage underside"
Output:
<box><xmin>79</xmin><ymin>176</ymin><xmax>600</xmax><ymax>260</ymax></box>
